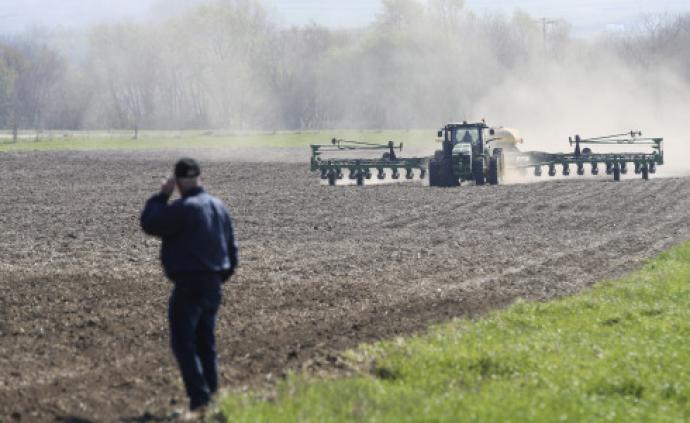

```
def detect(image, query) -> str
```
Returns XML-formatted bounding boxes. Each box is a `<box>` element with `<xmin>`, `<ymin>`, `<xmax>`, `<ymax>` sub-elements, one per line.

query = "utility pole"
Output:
<box><xmin>536</xmin><ymin>18</ymin><xmax>556</xmax><ymax>56</ymax></box>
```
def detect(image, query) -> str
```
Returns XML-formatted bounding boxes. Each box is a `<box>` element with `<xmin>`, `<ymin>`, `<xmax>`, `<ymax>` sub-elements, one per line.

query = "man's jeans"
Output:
<box><xmin>168</xmin><ymin>273</ymin><xmax>223</xmax><ymax>410</ymax></box>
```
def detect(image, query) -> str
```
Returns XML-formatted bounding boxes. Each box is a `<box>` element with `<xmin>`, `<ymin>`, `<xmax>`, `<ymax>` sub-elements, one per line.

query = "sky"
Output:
<box><xmin>1</xmin><ymin>0</ymin><xmax>689</xmax><ymax>35</ymax></box>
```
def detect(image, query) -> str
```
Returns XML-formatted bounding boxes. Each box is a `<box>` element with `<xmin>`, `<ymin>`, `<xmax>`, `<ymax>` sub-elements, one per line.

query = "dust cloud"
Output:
<box><xmin>1</xmin><ymin>0</ymin><xmax>689</xmax><ymax>175</ymax></box>
<box><xmin>476</xmin><ymin>56</ymin><xmax>690</xmax><ymax>176</ymax></box>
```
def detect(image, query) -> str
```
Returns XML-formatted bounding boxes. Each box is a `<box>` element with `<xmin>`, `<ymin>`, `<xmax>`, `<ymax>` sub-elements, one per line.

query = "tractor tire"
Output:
<box><xmin>613</xmin><ymin>163</ymin><xmax>621</xmax><ymax>182</ymax></box>
<box><xmin>642</xmin><ymin>166</ymin><xmax>649</xmax><ymax>180</ymax></box>
<box><xmin>429</xmin><ymin>159</ymin><xmax>441</xmax><ymax>187</ymax></box>
<box><xmin>473</xmin><ymin>158</ymin><xmax>485</xmax><ymax>186</ymax></box>
<box><xmin>429</xmin><ymin>158</ymin><xmax>457</xmax><ymax>187</ymax></box>
<box><xmin>442</xmin><ymin>158</ymin><xmax>459</xmax><ymax>186</ymax></box>
<box><xmin>488</xmin><ymin>156</ymin><xmax>500</xmax><ymax>185</ymax></box>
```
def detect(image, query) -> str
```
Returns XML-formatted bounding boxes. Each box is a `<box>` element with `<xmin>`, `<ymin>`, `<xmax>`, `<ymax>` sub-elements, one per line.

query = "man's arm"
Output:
<box><xmin>140</xmin><ymin>179</ymin><xmax>184</xmax><ymax>238</ymax></box>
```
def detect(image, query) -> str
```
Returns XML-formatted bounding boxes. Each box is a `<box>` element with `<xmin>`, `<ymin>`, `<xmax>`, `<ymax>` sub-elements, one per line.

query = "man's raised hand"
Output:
<box><xmin>161</xmin><ymin>177</ymin><xmax>176</xmax><ymax>196</ymax></box>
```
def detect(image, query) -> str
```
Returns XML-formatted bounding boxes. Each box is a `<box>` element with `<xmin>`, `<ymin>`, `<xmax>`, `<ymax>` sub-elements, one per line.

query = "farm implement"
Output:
<box><xmin>309</xmin><ymin>139</ymin><xmax>427</xmax><ymax>186</ymax></box>
<box><xmin>309</xmin><ymin>122</ymin><xmax>664</xmax><ymax>186</ymax></box>
<box><xmin>514</xmin><ymin>131</ymin><xmax>664</xmax><ymax>182</ymax></box>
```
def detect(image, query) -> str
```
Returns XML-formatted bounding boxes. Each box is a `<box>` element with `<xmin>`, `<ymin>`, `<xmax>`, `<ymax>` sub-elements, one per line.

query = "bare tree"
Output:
<box><xmin>89</xmin><ymin>24</ymin><xmax>160</xmax><ymax>138</ymax></box>
<box><xmin>0</xmin><ymin>40</ymin><xmax>63</xmax><ymax>140</ymax></box>
<box><xmin>0</xmin><ymin>45</ymin><xmax>22</xmax><ymax>140</ymax></box>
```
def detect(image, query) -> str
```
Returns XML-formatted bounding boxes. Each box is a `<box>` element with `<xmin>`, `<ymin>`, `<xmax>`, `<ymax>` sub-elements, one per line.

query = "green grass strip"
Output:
<box><xmin>218</xmin><ymin>242</ymin><xmax>690</xmax><ymax>422</ymax></box>
<box><xmin>0</xmin><ymin>130</ymin><xmax>431</xmax><ymax>152</ymax></box>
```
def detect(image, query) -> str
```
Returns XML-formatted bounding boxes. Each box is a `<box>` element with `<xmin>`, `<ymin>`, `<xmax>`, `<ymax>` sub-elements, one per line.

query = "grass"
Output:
<box><xmin>217</xmin><ymin>241</ymin><xmax>690</xmax><ymax>422</ymax></box>
<box><xmin>0</xmin><ymin>130</ymin><xmax>431</xmax><ymax>152</ymax></box>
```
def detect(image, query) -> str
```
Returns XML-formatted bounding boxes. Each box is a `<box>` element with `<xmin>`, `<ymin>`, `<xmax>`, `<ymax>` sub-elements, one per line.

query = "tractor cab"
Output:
<box><xmin>437</xmin><ymin>121</ymin><xmax>488</xmax><ymax>159</ymax></box>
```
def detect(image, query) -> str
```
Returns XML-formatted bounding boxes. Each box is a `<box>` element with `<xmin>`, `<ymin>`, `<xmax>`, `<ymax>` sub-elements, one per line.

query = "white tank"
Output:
<box><xmin>487</xmin><ymin>127</ymin><xmax>524</xmax><ymax>152</ymax></box>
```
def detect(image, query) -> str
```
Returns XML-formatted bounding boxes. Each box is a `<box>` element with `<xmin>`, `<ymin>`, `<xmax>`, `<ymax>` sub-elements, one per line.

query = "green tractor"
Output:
<box><xmin>309</xmin><ymin>121</ymin><xmax>663</xmax><ymax>186</ymax></box>
<box><xmin>429</xmin><ymin>121</ymin><xmax>505</xmax><ymax>187</ymax></box>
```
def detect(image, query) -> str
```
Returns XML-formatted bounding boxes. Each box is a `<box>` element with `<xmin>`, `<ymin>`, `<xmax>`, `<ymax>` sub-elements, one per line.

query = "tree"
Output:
<box><xmin>89</xmin><ymin>24</ymin><xmax>160</xmax><ymax>138</ymax></box>
<box><xmin>0</xmin><ymin>45</ymin><xmax>21</xmax><ymax>140</ymax></box>
<box><xmin>262</xmin><ymin>25</ymin><xmax>334</xmax><ymax>129</ymax></box>
<box><xmin>428</xmin><ymin>0</ymin><xmax>465</xmax><ymax>29</ymax></box>
<box><xmin>0</xmin><ymin>40</ymin><xmax>63</xmax><ymax>140</ymax></box>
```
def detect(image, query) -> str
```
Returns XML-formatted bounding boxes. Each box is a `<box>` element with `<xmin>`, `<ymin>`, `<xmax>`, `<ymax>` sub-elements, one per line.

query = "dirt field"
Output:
<box><xmin>1</xmin><ymin>151</ymin><xmax>688</xmax><ymax>422</ymax></box>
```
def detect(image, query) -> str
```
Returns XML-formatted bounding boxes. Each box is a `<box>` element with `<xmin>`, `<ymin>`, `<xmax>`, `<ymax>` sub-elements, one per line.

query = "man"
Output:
<box><xmin>140</xmin><ymin>158</ymin><xmax>238</xmax><ymax>415</ymax></box>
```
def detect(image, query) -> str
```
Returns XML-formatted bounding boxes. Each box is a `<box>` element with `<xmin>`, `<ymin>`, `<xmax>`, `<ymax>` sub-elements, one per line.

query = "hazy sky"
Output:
<box><xmin>1</xmin><ymin>0</ymin><xmax>689</xmax><ymax>35</ymax></box>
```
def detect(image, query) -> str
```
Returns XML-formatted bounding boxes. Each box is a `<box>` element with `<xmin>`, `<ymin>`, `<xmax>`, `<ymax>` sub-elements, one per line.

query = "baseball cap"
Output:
<box><xmin>174</xmin><ymin>158</ymin><xmax>201</xmax><ymax>178</ymax></box>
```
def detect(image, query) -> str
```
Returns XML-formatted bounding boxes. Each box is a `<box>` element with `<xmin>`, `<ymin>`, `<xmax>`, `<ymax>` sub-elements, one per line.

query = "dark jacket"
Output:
<box><xmin>140</xmin><ymin>186</ymin><xmax>238</xmax><ymax>280</ymax></box>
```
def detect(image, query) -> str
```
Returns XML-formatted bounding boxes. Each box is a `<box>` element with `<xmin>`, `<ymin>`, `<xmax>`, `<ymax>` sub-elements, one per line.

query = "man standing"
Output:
<box><xmin>141</xmin><ymin>158</ymin><xmax>238</xmax><ymax>415</ymax></box>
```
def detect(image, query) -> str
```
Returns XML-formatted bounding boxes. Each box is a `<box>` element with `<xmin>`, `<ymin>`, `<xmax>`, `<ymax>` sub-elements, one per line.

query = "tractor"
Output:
<box><xmin>428</xmin><ymin>121</ymin><xmax>507</xmax><ymax>187</ymax></box>
<box><xmin>309</xmin><ymin>121</ymin><xmax>664</xmax><ymax>186</ymax></box>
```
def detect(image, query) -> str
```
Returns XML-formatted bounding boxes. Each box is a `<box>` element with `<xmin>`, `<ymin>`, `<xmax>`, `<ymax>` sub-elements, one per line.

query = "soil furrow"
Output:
<box><xmin>0</xmin><ymin>151</ymin><xmax>688</xmax><ymax>422</ymax></box>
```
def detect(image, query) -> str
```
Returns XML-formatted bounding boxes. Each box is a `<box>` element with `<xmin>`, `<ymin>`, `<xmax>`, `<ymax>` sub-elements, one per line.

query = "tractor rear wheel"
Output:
<box><xmin>488</xmin><ymin>156</ymin><xmax>500</xmax><ymax>185</ymax></box>
<box><xmin>429</xmin><ymin>157</ymin><xmax>458</xmax><ymax>187</ymax></box>
<box><xmin>473</xmin><ymin>158</ymin><xmax>485</xmax><ymax>186</ymax></box>
<box><xmin>429</xmin><ymin>160</ymin><xmax>440</xmax><ymax>186</ymax></box>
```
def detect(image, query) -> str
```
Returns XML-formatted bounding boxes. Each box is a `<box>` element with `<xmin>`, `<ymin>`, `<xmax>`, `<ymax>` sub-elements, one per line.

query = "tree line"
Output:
<box><xmin>1</xmin><ymin>0</ymin><xmax>689</xmax><ymax>135</ymax></box>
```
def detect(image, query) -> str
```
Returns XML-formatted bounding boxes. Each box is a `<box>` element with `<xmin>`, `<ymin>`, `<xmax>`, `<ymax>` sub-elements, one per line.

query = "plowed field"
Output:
<box><xmin>1</xmin><ymin>151</ymin><xmax>688</xmax><ymax>422</ymax></box>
